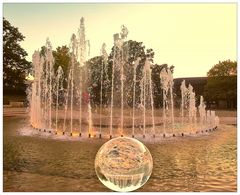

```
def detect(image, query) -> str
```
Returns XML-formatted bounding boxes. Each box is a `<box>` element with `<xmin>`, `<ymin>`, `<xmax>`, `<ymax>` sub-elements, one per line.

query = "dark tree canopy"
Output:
<box><xmin>52</xmin><ymin>46</ymin><xmax>71</xmax><ymax>88</ymax></box>
<box><xmin>204</xmin><ymin>60</ymin><xmax>237</xmax><ymax>109</ymax></box>
<box><xmin>87</xmin><ymin>40</ymin><xmax>173</xmax><ymax>107</ymax></box>
<box><xmin>3</xmin><ymin>17</ymin><xmax>31</xmax><ymax>92</ymax></box>
<box><xmin>207</xmin><ymin>59</ymin><xmax>237</xmax><ymax>77</ymax></box>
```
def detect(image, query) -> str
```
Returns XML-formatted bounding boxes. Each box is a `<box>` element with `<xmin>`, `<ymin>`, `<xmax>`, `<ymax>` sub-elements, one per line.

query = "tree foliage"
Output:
<box><xmin>207</xmin><ymin>59</ymin><xmax>237</xmax><ymax>77</ymax></box>
<box><xmin>204</xmin><ymin>60</ymin><xmax>237</xmax><ymax>109</ymax></box>
<box><xmin>87</xmin><ymin>40</ymin><xmax>172</xmax><ymax>107</ymax></box>
<box><xmin>52</xmin><ymin>46</ymin><xmax>71</xmax><ymax>88</ymax></box>
<box><xmin>3</xmin><ymin>17</ymin><xmax>31</xmax><ymax>92</ymax></box>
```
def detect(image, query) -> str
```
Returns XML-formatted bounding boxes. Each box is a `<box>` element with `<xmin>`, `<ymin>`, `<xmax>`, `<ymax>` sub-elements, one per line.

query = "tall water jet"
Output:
<box><xmin>31</xmin><ymin>50</ymin><xmax>42</xmax><ymax>128</ymax></box>
<box><xmin>88</xmin><ymin>102</ymin><xmax>93</xmax><ymax>137</ymax></box>
<box><xmin>70</xmin><ymin>34</ymin><xmax>78</xmax><ymax>135</ymax></box>
<box><xmin>141</xmin><ymin>61</ymin><xmax>147</xmax><ymax>137</ymax></box>
<box><xmin>55</xmin><ymin>66</ymin><xmax>64</xmax><ymax>134</ymax></box>
<box><xmin>30</xmin><ymin>71</ymin><xmax>36</xmax><ymax>127</ymax></box>
<box><xmin>109</xmin><ymin>37</ymin><xmax>116</xmax><ymax>139</ymax></box>
<box><xmin>188</xmin><ymin>84</ymin><xmax>197</xmax><ymax>132</ymax></box>
<box><xmin>43</xmin><ymin>51</ymin><xmax>48</xmax><ymax>130</ymax></box>
<box><xmin>120</xmin><ymin>25</ymin><xmax>129</xmax><ymax>136</ymax></box>
<box><xmin>45</xmin><ymin>39</ymin><xmax>54</xmax><ymax>130</ymax></box>
<box><xmin>78</xmin><ymin>17</ymin><xmax>89</xmax><ymax>136</ymax></box>
<box><xmin>63</xmin><ymin>66</ymin><xmax>71</xmax><ymax>134</ymax></box>
<box><xmin>168</xmin><ymin>69</ymin><xmax>174</xmax><ymax>133</ymax></box>
<box><xmin>206</xmin><ymin>110</ymin><xmax>211</xmax><ymax>128</ymax></box>
<box><xmin>30</xmin><ymin>39</ymin><xmax>55</xmax><ymax>132</ymax></box>
<box><xmin>211</xmin><ymin>110</ymin><xmax>216</xmax><ymax>127</ymax></box>
<box><xmin>198</xmin><ymin>96</ymin><xmax>206</xmax><ymax>129</ymax></box>
<box><xmin>110</xmin><ymin>25</ymin><xmax>128</xmax><ymax>138</ymax></box>
<box><xmin>215</xmin><ymin>116</ymin><xmax>220</xmax><ymax>127</ymax></box>
<box><xmin>144</xmin><ymin>58</ymin><xmax>155</xmax><ymax>137</ymax></box>
<box><xmin>62</xmin><ymin>34</ymin><xmax>78</xmax><ymax>135</ymax></box>
<box><xmin>180</xmin><ymin>80</ymin><xmax>188</xmax><ymax>125</ymax></box>
<box><xmin>160</xmin><ymin>68</ymin><xmax>170</xmax><ymax>135</ymax></box>
<box><xmin>99</xmin><ymin>43</ymin><xmax>108</xmax><ymax>138</ymax></box>
<box><xmin>132</xmin><ymin>57</ymin><xmax>141</xmax><ymax>138</ymax></box>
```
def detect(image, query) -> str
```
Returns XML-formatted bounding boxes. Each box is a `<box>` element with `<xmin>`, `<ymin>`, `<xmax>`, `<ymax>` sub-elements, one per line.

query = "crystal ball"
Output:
<box><xmin>95</xmin><ymin>137</ymin><xmax>153</xmax><ymax>192</ymax></box>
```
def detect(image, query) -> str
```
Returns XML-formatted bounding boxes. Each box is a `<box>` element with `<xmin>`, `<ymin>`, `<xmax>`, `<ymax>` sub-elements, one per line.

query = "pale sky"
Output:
<box><xmin>3</xmin><ymin>3</ymin><xmax>237</xmax><ymax>78</ymax></box>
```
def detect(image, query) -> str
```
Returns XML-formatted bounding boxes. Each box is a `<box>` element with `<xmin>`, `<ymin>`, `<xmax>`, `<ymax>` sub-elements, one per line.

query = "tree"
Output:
<box><xmin>204</xmin><ymin>60</ymin><xmax>237</xmax><ymax>109</ymax></box>
<box><xmin>207</xmin><ymin>59</ymin><xmax>237</xmax><ymax>77</ymax></box>
<box><xmin>87</xmin><ymin>39</ymin><xmax>172</xmax><ymax>108</ymax></box>
<box><xmin>52</xmin><ymin>46</ymin><xmax>71</xmax><ymax>87</ymax></box>
<box><xmin>3</xmin><ymin>17</ymin><xmax>31</xmax><ymax>93</ymax></box>
<box><xmin>87</xmin><ymin>56</ymin><xmax>107</xmax><ymax>105</ymax></box>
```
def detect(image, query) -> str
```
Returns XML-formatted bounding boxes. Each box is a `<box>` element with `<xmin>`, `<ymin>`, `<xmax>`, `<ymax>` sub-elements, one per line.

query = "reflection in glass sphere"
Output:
<box><xmin>95</xmin><ymin>137</ymin><xmax>153</xmax><ymax>192</ymax></box>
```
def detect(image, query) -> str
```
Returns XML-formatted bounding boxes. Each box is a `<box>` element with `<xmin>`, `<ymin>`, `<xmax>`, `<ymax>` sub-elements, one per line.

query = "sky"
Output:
<box><xmin>3</xmin><ymin>3</ymin><xmax>237</xmax><ymax>78</ymax></box>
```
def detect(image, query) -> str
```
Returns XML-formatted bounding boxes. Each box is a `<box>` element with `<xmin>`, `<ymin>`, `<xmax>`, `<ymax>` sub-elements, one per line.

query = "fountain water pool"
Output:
<box><xmin>28</xmin><ymin>17</ymin><xmax>220</xmax><ymax>141</ymax></box>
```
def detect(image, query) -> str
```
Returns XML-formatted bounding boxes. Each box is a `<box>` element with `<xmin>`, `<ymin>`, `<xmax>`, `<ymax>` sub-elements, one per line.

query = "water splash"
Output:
<box><xmin>28</xmin><ymin>18</ymin><xmax>220</xmax><ymax>140</ymax></box>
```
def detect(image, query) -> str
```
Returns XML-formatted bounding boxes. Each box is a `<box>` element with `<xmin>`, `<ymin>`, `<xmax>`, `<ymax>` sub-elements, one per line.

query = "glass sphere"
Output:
<box><xmin>95</xmin><ymin>137</ymin><xmax>153</xmax><ymax>192</ymax></box>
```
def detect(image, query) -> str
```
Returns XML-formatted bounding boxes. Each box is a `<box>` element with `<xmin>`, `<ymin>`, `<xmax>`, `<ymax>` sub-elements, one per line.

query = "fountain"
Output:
<box><xmin>55</xmin><ymin>66</ymin><xmax>64</xmax><ymax>134</ymax></box>
<box><xmin>99</xmin><ymin>43</ymin><xmax>108</xmax><ymax>138</ymax></box>
<box><xmin>132</xmin><ymin>57</ymin><xmax>141</xmax><ymax>138</ymax></box>
<box><xmin>28</xmin><ymin>17</ymin><xmax>220</xmax><ymax>140</ymax></box>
